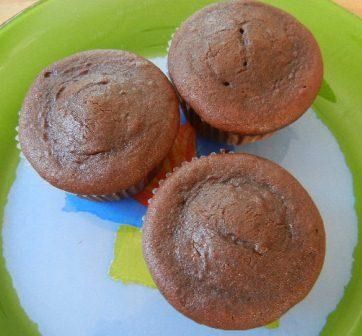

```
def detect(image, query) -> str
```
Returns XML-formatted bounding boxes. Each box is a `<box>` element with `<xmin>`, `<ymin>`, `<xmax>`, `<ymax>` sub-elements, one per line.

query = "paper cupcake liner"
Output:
<box><xmin>75</xmin><ymin>161</ymin><xmax>164</xmax><ymax>201</ymax></box>
<box><xmin>183</xmin><ymin>104</ymin><xmax>274</xmax><ymax>145</ymax></box>
<box><xmin>15</xmin><ymin>124</ymin><xmax>161</xmax><ymax>202</ymax></box>
<box><xmin>77</xmin><ymin>176</ymin><xmax>153</xmax><ymax>202</ymax></box>
<box><xmin>15</xmin><ymin>124</ymin><xmax>29</xmax><ymax>163</ymax></box>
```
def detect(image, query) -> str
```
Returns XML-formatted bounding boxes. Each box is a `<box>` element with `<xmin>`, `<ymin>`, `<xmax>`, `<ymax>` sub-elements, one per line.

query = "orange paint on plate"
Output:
<box><xmin>133</xmin><ymin>123</ymin><xmax>196</xmax><ymax>206</ymax></box>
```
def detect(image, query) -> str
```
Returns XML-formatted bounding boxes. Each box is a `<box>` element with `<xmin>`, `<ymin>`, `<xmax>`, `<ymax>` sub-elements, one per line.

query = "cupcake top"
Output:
<box><xmin>168</xmin><ymin>0</ymin><xmax>323</xmax><ymax>135</ymax></box>
<box><xmin>143</xmin><ymin>153</ymin><xmax>325</xmax><ymax>330</ymax></box>
<box><xmin>19</xmin><ymin>50</ymin><xmax>179</xmax><ymax>195</ymax></box>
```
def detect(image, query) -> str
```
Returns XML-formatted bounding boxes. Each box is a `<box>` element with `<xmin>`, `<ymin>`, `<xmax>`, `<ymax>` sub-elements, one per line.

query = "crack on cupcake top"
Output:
<box><xmin>174</xmin><ymin>177</ymin><xmax>290</xmax><ymax>287</ymax></box>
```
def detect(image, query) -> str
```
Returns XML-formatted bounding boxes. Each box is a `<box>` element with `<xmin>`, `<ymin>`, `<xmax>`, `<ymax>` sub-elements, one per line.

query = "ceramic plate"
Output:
<box><xmin>0</xmin><ymin>0</ymin><xmax>361</xmax><ymax>335</ymax></box>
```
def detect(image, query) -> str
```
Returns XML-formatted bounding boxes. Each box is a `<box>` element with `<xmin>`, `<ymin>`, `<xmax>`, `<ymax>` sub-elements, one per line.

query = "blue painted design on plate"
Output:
<box><xmin>63</xmin><ymin>194</ymin><xmax>146</xmax><ymax>227</ymax></box>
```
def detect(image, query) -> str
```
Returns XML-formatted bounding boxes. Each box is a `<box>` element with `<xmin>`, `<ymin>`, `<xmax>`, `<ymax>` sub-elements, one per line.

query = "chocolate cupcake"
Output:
<box><xmin>168</xmin><ymin>0</ymin><xmax>323</xmax><ymax>145</ymax></box>
<box><xmin>19</xmin><ymin>50</ymin><xmax>179</xmax><ymax>200</ymax></box>
<box><xmin>143</xmin><ymin>153</ymin><xmax>325</xmax><ymax>330</ymax></box>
